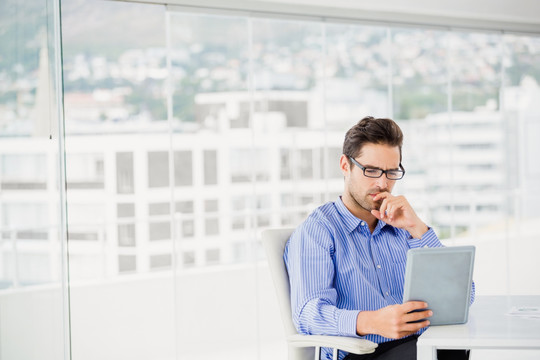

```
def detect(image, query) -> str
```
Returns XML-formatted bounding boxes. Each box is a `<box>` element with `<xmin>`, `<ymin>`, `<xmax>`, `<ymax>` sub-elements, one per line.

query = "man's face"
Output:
<box><xmin>341</xmin><ymin>143</ymin><xmax>401</xmax><ymax>212</ymax></box>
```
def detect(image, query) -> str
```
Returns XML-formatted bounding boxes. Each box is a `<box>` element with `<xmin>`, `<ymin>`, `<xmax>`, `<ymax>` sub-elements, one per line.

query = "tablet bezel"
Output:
<box><xmin>402</xmin><ymin>246</ymin><xmax>475</xmax><ymax>326</ymax></box>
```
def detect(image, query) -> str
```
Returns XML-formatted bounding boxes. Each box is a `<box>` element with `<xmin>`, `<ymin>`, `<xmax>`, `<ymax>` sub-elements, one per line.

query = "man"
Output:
<box><xmin>284</xmin><ymin>116</ymin><xmax>473</xmax><ymax>360</ymax></box>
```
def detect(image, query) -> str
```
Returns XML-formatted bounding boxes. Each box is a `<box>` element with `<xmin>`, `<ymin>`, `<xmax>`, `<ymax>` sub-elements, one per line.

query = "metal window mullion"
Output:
<box><xmin>52</xmin><ymin>0</ymin><xmax>72</xmax><ymax>358</ymax></box>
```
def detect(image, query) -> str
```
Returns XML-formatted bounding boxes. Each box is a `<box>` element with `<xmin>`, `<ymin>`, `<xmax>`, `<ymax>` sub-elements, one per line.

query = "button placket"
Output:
<box><xmin>370</xmin><ymin>234</ymin><xmax>390</xmax><ymax>300</ymax></box>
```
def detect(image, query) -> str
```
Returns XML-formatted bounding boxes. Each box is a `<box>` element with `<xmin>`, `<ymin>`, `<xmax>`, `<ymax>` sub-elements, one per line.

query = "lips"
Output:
<box><xmin>369</xmin><ymin>190</ymin><xmax>388</xmax><ymax>199</ymax></box>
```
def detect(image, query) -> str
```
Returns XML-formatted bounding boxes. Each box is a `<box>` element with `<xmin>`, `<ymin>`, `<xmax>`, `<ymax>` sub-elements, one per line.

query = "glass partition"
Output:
<box><xmin>59</xmin><ymin>3</ymin><xmax>540</xmax><ymax>358</ymax></box>
<box><xmin>501</xmin><ymin>34</ymin><xmax>540</xmax><ymax>293</ymax></box>
<box><xmin>61</xmin><ymin>1</ymin><xmax>174</xmax><ymax>360</ymax></box>
<box><xmin>0</xmin><ymin>0</ymin><xmax>66</xmax><ymax>359</ymax></box>
<box><xmin>2</xmin><ymin>1</ymin><xmax>540</xmax><ymax>359</ymax></box>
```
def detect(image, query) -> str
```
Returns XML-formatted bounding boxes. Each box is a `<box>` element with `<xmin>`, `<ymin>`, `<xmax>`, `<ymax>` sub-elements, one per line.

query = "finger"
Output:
<box><xmin>379</xmin><ymin>199</ymin><xmax>389</xmax><ymax>219</ymax></box>
<box><xmin>382</xmin><ymin>198</ymin><xmax>401</xmax><ymax>220</ymax></box>
<box><xmin>389</xmin><ymin>205</ymin><xmax>404</xmax><ymax>221</ymax></box>
<box><xmin>386</xmin><ymin>198</ymin><xmax>405</xmax><ymax>215</ymax></box>
<box><xmin>371</xmin><ymin>210</ymin><xmax>382</xmax><ymax>220</ymax></box>
<box><xmin>390</xmin><ymin>199</ymin><xmax>406</xmax><ymax>216</ymax></box>
<box><xmin>372</xmin><ymin>191</ymin><xmax>391</xmax><ymax>202</ymax></box>
<box><xmin>386</xmin><ymin>204</ymin><xmax>394</xmax><ymax>220</ymax></box>
<box><xmin>404</xmin><ymin>309</ymin><xmax>433</xmax><ymax>323</ymax></box>
<box><xmin>394</xmin><ymin>199</ymin><xmax>411</xmax><ymax>216</ymax></box>
<box><xmin>401</xmin><ymin>320</ymin><xmax>430</xmax><ymax>333</ymax></box>
<box><xmin>402</xmin><ymin>301</ymin><xmax>428</xmax><ymax>312</ymax></box>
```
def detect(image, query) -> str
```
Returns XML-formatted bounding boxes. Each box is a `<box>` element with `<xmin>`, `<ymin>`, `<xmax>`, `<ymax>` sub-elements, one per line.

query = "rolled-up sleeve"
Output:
<box><xmin>406</xmin><ymin>227</ymin><xmax>443</xmax><ymax>249</ymax></box>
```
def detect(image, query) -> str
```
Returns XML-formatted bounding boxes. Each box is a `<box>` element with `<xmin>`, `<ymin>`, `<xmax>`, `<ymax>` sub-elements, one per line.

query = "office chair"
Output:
<box><xmin>261</xmin><ymin>228</ymin><xmax>377</xmax><ymax>360</ymax></box>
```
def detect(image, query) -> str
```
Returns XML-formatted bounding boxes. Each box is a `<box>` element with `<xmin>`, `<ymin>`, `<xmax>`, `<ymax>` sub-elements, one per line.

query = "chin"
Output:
<box><xmin>363</xmin><ymin>195</ymin><xmax>377</xmax><ymax>208</ymax></box>
<box><xmin>359</xmin><ymin>199</ymin><xmax>378</xmax><ymax>212</ymax></box>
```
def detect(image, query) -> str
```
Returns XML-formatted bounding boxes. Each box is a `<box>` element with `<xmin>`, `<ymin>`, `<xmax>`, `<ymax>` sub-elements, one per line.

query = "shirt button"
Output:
<box><xmin>386</xmin><ymin>291</ymin><xmax>389</xmax><ymax>296</ymax></box>
<box><xmin>377</xmin><ymin>265</ymin><xmax>381</xmax><ymax>269</ymax></box>
<box><xmin>360</xmin><ymin>221</ymin><xmax>365</xmax><ymax>226</ymax></box>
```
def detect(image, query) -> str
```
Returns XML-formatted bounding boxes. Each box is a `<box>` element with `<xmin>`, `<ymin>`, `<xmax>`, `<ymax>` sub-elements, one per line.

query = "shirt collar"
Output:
<box><xmin>373</xmin><ymin>217</ymin><xmax>393</xmax><ymax>236</ymax></box>
<box><xmin>335</xmin><ymin>196</ymin><xmax>393</xmax><ymax>234</ymax></box>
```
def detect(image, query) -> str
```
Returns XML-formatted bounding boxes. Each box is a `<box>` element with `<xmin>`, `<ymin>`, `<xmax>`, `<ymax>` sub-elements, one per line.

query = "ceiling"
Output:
<box><xmin>125</xmin><ymin>0</ymin><xmax>540</xmax><ymax>33</ymax></box>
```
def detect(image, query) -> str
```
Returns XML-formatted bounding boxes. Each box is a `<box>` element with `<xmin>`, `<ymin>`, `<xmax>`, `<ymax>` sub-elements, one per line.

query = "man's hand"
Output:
<box><xmin>356</xmin><ymin>302</ymin><xmax>432</xmax><ymax>339</ymax></box>
<box><xmin>371</xmin><ymin>192</ymin><xmax>428</xmax><ymax>238</ymax></box>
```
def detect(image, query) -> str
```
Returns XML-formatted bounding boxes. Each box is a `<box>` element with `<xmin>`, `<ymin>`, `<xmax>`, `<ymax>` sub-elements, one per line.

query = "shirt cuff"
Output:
<box><xmin>337</xmin><ymin>309</ymin><xmax>361</xmax><ymax>337</ymax></box>
<box><xmin>407</xmin><ymin>227</ymin><xmax>441</xmax><ymax>249</ymax></box>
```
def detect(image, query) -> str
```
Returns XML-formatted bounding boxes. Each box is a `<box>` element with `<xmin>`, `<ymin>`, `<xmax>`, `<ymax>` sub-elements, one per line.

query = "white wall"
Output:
<box><xmin>0</xmin><ymin>264</ymin><xmax>286</xmax><ymax>360</ymax></box>
<box><xmin>0</xmin><ymin>286</ymin><xmax>64</xmax><ymax>360</ymax></box>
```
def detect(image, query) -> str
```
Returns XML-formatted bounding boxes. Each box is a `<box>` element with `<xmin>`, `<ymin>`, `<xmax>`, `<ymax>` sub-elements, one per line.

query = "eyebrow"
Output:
<box><xmin>362</xmin><ymin>163</ymin><xmax>400</xmax><ymax>171</ymax></box>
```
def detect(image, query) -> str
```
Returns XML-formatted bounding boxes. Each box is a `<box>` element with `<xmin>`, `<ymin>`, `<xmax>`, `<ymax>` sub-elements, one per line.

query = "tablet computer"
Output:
<box><xmin>402</xmin><ymin>246</ymin><xmax>475</xmax><ymax>325</ymax></box>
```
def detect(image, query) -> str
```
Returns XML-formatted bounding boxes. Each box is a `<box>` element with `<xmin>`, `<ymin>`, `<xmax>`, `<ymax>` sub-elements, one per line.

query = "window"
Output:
<box><xmin>280</xmin><ymin>149</ymin><xmax>292</xmax><ymax>180</ymax></box>
<box><xmin>176</xmin><ymin>200</ymin><xmax>193</xmax><ymax>214</ymax></box>
<box><xmin>6</xmin><ymin>1</ymin><xmax>540</xmax><ymax>360</ymax></box>
<box><xmin>182</xmin><ymin>251</ymin><xmax>196</xmax><ymax>267</ymax></box>
<box><xmin>118</xmin><ymin>224</ymin><xmax>136</xmax><ymax>247</ymax></box>
<box><xmin>150</xmin><ymin>254</ymin><xmax>172</xmax><ymax>269</ymax></box>
<box><xmin>204</xmin><ymin>199</ymin><xmax>218</xmax><ymax>213</ymax></box>
<box><xmin>326</xmin><ymin>147</ymin><xmax>342</xmax><ymax>179</ymax></box>
<box><xmin>149</xmin><ymin>202</ymin><xmax>170</xmax><ymax>216</ymax></box>
<box><xmin>205</xmin><ymin>248</ymin><xmax>220</xmax><ymax>264</ymax></box>
<box><xmin>204</xmin><ymin>218</ymin><xmax>219</xmax><ymax>236</ymax></box>
<box><xmin>181</xmin><ymin>220</ymin><xmax>195</xmax><ymax>238</ymax></box>
<box><xmin>117</xmin><ymin>203</ymin><xmax>135</xmax><ymax>218</ymax></box>
<box><xmin>232</xmin><ymin>242</ymin><xmax>247</xmax><ymax>263</ymax></box>
<box><xmin>1</xmin><ymin>154</ymin><xmax>47</xmax><ymax>190</ymax></box>
<box><xmin>299</xmin><ymin>149</ymin><xmax>313</xmax><ymax>179</ymax></box>
<box><xmin>66</xmin><ymin>153</ymin><xmax>104</xmax><ymax>189</ymax></box>
<box><xmin>391</xmin><ymin>29</ymin><xmax>447</xmax><ymax>120</ymax></box>
<box><xmin>116</xmin><ymin>152</ymin><xmax>134</xmax><ymax>194</ymax></box>
<box><xmin>204</xmin><ymin>199</ymin><xmax>219</xmax><ymax>235</ymax></box>
<box><xmin>174</xmin><ymin>150</ymin><xmax>192</xmax><ymax>186</ymax></box>
<box><xmin>204</xmin><ymin>150</ymin><xmax>218</xmax><ymax>185</ymax></box>
<box><xmin>118</xmin><ymin>255</ymin><xmax>137</xmax><ymax>272</ymax></box>
<box><xmin>149</xmin><ymin>222</ymin><xmax>171</xmax><ymax>241</ymax></box>
<box><xmin>2</xmin><ymin>203</ymin><xmax>49</xmax><ymax>240</ymax></box>
<box><xmin>230</xmin><ymin>149</ymin><xmax>270</xmax><ymax>182</ymax></box>
<box><xmin>148</xmin><ymin>152</ymin><xmax>169</xmax><ymax>188</ymax></box>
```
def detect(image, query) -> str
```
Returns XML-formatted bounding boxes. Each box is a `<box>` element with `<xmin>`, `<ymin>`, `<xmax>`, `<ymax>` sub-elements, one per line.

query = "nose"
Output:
<box><xmin>374</xmin><ymin>175</ymin><xmax>388</xmax><ymax>189</ymax></box>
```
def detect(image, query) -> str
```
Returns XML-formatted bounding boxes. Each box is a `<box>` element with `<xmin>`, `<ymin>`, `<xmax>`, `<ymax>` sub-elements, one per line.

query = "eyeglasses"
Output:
<box><xmin>347</xmin><ymin>156</ymin><xmax>405</xmax><ymax>180</ymax></box>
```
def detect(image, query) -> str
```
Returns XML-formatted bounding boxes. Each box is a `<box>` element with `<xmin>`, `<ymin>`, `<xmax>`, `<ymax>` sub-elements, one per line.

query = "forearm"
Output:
<box><xmin>406</xmin><ymin>222</ymin><xmax>429</xmax><ymax>240</ymax></box>
<box><xmin>295</xmin><ymin>298</ymin><xmax>360</xmax><ymax>337</ymax></box>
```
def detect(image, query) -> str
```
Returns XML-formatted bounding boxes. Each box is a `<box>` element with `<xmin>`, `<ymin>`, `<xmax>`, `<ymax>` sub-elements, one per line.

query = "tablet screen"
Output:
<box><xmin>402</xmin><ymin>246</ymin><xmax>475</xmax><ymax>325</ymax></box>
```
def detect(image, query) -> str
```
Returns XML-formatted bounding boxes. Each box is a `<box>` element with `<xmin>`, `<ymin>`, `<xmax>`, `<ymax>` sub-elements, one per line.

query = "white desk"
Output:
<box><xmin>417</xmin><ymin>296</ymin><xmax>540</xmax><ymax>360</ymax></box>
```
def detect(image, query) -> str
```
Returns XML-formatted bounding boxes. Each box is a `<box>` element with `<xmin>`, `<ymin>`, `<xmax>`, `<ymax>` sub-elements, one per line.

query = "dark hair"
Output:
<box><xmin>343</xmin><ymin>116</ymin><xmax>404</xmax><ymax>161</ymax></box>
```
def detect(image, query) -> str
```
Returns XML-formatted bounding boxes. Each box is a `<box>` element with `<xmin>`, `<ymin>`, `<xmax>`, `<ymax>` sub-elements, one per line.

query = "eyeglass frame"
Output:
<box><xmin>347</xmin><ymin>155</ymin><xmax>406</xmax><ymax>180</ymax></box>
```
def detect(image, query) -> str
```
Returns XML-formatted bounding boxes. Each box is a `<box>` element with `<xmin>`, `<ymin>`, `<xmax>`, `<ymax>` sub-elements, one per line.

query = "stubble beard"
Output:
<box><xmin>350</xmin><ymin>189</ymin><xmax>381</xmax><ymax>213</ymax></box>
<box><xmin>349</xmin><ymin>187</ymin><xmax>388</xmax><ymax>213</ymax></box>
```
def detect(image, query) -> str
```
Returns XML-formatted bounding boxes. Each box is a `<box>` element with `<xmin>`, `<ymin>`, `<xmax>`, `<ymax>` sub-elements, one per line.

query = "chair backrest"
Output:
<box><xmin>261</xmin><ymin>228</ymin><xmax>297</xmax><ymax>337</ymax></box>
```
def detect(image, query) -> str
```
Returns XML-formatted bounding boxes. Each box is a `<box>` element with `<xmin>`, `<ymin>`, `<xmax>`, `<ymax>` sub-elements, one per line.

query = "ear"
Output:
<box><xmin>339</xmin><ymin>154</ymin><xmax>350</xmax><ymax>176</ymax></box>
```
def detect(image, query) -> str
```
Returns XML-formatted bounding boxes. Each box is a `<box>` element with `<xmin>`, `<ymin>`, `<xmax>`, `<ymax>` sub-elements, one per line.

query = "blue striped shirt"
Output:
<box><xmin>284</xmin><ymin>197</ymin><xmax>475</xmax><ymax>360</ymax></box>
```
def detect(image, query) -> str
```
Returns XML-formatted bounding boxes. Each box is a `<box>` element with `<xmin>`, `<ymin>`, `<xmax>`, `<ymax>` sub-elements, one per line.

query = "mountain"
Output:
<box><xmin>61</xmin><ymin>0</ymin><xmax>166</xmax><ymax>58</ymax></box>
